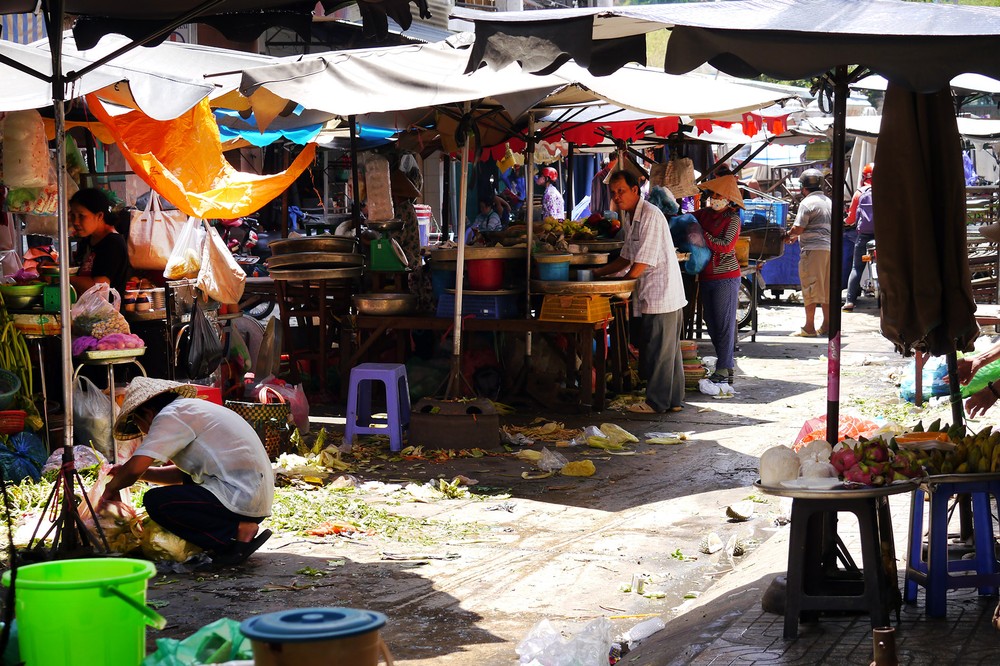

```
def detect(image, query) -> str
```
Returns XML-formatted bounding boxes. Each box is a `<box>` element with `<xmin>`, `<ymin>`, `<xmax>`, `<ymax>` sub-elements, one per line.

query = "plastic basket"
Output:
<box><xmin>538</xmin><ymin>294</ymin><xmax>612</xmax><ymax>323</ymax></box>
<box><xmin>436</xmin><ymin>293</ymin><xmax>520</xmax><ymax>319</ymax></box>
<box><xmin>0</xmin><ymin>410</ymin><xmax>26</xmax><ymax>435</ymax></box>
<box><xmin>740</xmin><ymin>200</ymin><xmax>789</xmax><ymax>229</ymax></box>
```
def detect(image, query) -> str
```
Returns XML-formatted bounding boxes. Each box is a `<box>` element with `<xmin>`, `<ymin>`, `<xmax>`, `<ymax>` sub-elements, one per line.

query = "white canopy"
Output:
<box><xmin>0</xmin><ymin>36</ymin><xmax>213</xmax><ymax>119</ymax></box>
<box><xmin>239</xmin><ymin>36</ymin><xmax>793</xmax><ymax>122</ymax></box>
<box><xmin>854</xmin><ymin>73</ymin><xmax>1000</xmax><ymax>95</ymax></box>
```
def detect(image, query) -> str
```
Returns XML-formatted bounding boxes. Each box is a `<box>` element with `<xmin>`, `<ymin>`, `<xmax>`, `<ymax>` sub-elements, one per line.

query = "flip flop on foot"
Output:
<box><xmin>790</xmin><ymin>328</ymin><xmax>818</xmax><ymax>338</ymax></box>
<box><xmin>668</xmin><ymin>405</ymin><xmax>684</xmax><ymax>413</ymax></box>
<box><xmin>212</xmin><ymin>529</ymin><xmax>272</xmax><ymax>566</ymax></box>
<box><xmin>626</xmin><ymin>401</ymin><xmax>662</xmax><ymax>414</ymax></box>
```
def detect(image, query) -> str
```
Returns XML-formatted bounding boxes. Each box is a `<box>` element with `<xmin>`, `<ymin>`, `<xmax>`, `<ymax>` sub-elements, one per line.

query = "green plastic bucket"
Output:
<box><xmin>1</xmin><ymin>558</ymin><xmax>164</xmax><ymax>666</ymax></box>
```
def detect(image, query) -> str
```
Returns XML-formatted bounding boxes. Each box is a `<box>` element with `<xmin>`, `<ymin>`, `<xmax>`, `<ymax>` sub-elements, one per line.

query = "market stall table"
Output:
<box><xmin>344</xmin><ymin>315</ymin><xmax>609</xmax><ymax>411</ymax></box>
<box><xmin>756</xmin><ymin>479</ymin><xmax>919</xmax><ymax>639</ymax></box>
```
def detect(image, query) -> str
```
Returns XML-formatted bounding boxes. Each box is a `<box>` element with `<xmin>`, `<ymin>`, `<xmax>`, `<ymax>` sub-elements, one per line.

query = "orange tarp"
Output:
<box><xmin>85</xmin><ymin>94</ymin><xmax>315</xmax><ymax>219</ymax></box>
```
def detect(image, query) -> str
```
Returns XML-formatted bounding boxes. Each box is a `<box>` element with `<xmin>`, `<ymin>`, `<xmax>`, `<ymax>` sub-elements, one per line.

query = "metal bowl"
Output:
<box><xmin>353</xmin><ymin>293</ymin><xmax>417</xmax><ymax>316</ymax></box>
<box><xmin>365</xmin><ymin>219</ymin><xmax>404</xmax><ymax>233</ymax></box>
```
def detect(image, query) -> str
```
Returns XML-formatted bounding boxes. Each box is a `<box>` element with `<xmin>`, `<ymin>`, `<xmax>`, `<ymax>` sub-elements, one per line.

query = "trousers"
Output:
<box><xmin>638</xmin><ymin>309</ymin><xmax>685</xmax><ymax>411</ymax></box>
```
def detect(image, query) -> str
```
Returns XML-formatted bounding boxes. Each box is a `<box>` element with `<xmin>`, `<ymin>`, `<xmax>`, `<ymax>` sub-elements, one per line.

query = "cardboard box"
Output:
<box><xmin>408</xmin><ymin>398</ymin><xmax>500</xmax><ymax>449</ymax></box>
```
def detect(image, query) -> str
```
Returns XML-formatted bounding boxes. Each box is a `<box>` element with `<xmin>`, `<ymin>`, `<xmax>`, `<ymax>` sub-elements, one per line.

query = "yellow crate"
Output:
<box><xmin>539</xmin><ymin>294</ymin><xmax>612</xmax><ymax>323</ymax></box>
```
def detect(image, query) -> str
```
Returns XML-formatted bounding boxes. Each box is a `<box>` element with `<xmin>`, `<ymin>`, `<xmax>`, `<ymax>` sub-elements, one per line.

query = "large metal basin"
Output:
<box><xmin>353</xmin><ymin>293</ymin><xmax>417</xmax><ymax>316</ymax></box>
<box><xmin>268</xmin><ymin>236</ymin><xmax>358</xmax><ymax>255</ymax></box>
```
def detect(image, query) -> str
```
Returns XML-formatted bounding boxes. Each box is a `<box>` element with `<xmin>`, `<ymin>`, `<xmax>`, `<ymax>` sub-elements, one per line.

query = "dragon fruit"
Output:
<box><xmin>843</xmin><ymin>464</ymin><xmax>874</xmax><ymax>486</ymax></box>
<box><xmin>830</xmin><ymin>447</ymin><xmax>858</xmax><ymax>474</ymax></box>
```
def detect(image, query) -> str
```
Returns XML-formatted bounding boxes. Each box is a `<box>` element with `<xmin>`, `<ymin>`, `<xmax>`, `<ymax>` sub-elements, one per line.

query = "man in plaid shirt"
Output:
<box><xmin>594</xmin><ymin>171</ymin><xmax>687</xmax><ymax>414</ymax></box>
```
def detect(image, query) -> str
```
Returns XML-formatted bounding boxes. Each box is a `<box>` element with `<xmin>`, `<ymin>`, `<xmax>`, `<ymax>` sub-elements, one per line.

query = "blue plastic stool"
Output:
<box><xmin>904</xmin><ymin>478</ymin><xmax>1000</xmax><ymax>617</ymax></box>
<box><xmin>344</xmin><ymin>363</ymin><xmax>410</xmax><ymax>452</ymax></box>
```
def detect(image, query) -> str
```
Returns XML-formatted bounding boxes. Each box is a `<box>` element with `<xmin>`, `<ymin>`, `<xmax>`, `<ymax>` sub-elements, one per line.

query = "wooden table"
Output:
<box><xmin>343</xmin><ymin>315</ymin><xmax>610</xmax><ymax>411</ymax></box>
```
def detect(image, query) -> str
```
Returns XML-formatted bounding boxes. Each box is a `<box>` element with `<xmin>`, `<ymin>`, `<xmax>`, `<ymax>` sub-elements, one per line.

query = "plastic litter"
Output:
<box><xmin>538</xmin><ymin>447</ymin><xmax>569</xmax><ymax>472</ymax></box>
<box><xmin>516</xmin><ymin>617</ymin><xmax>613</xmax><ymax>666</ymax></box>
<box><xmin>141</xmin><ymin>618</ymin><xmax>253</xmax><ymax>666</ymax></box>
<box><xmin>620</xmin><ymin>616</ymin><xmax>666</xmax><ymax>648</ymax></box>
<box><xmin>698</xmin><ymin>378</ymin><xmax>733</xmax><ymax>397</ymax></box>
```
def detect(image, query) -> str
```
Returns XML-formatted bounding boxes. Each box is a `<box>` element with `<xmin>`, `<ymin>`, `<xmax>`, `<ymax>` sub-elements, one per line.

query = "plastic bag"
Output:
<box><xmin>0</xmin><ymin>431</ymin><xmax>47</xmax><ymax>483</ymax></box>
<box><xmin>196</xmin><ymin>221</ymin><xmax>246</xmax><ymax>305</ymax></box>
<box><xmin>899</xmin><ymin>354</ymin><xmax>952</xmax><ymax>403</ymax></box>
<box><xmin>255</xmin><ymin>376</ymin><xmax>310</xmax><ymax>434</ymax></box>
<box><xmin>538</xmin><ymin>447</ymin><xmax>569</xmax><ymax>472</ymax></box>
<box><xmin>141</xmin><ymin>517</ymin><xmax>203</xmax><ymax>563</ymax></box>
<box><xmin>129</xmin><ymin>192</ymin><xmax>190</xmax><ymax>270</ymax></box>
<box><xmin>3</xmin><ymin>110</ymin><xmax>48</xmax><ymax>187</ymax></box>
<box><xmin>516</xmin><ymin>617</ymin><xmax>613</xmax><ymax>666</ymax></box>
<box><xmin>141</xmin><ymin>618</ymin><xmax>253</xmax><ymax>666</ymax></box>
<box><xmin>164</xmin><ymin>216</ymin><xmax>205</xmax><ymax>280</ymax></box>
<box><xmin>73</xmin><ymin>376</ymin><xmax>114</xmax><ymax>459</ymax></box>
<box><xmin>71</xmin><ymin>283</ymin><xmax>127</xmax><ymax>338</ymax></box>
<box><xmin>792</xmin><ymin>414</ymin><xmax>882</xmax><ymax>451</ymax></box>
<box><xmin>187</xmin><ymin>301</ymin><xmax>224</xmax><ymax>380</ymax></box>
<box><xmin>80</xmin><ymin>464</ymin><xmax>143</xmax><ymax>554</ymax></box>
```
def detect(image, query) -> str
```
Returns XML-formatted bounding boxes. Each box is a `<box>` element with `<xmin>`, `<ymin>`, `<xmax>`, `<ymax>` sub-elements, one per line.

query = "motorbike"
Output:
<box><xmin>862</xmin><ymin>238</ymin><xmax>879</xmax><ymax>306</ymax></box>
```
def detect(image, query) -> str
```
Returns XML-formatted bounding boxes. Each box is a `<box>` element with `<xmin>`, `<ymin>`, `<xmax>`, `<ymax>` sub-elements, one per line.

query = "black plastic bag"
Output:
<box><xmin>187</xmin><ymin>300</ymin><xmax>224</xmax><ymax>379</ymax></box>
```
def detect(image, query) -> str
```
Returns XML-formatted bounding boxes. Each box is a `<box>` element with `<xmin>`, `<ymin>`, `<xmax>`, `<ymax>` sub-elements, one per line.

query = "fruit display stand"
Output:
<box><xmin>755</xmin><ymin>478</ymin><xmax>920</xmax><ymax>639</ymax></box>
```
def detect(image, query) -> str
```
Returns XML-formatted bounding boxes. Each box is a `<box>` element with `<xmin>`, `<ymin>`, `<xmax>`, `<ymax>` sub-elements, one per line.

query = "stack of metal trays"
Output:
<box><xmin>267</xmin><ymin>236</ymin><xmax>363</xmax><ymax>281</ymax></box>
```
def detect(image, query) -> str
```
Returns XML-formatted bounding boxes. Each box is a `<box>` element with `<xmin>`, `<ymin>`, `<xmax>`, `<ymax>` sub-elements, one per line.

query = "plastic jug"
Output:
<box><xmin>2</xmin><ymin>558</ymin><xmax>164</xmax><ymax>666</ymax></box>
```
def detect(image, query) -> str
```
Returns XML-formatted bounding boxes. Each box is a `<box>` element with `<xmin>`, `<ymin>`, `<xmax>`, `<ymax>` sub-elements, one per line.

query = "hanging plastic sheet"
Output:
<box><xmin>85</xmin><ymin>94</ymin><xmax>316</xmax><ymax>219</ymax></box>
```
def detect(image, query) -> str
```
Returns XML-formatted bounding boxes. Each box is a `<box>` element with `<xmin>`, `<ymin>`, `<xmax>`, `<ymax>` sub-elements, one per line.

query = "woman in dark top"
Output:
<box><xmin>69</xmin><ymin>188</ymin><xmax>129</xmax><ymax>296</ymax></box>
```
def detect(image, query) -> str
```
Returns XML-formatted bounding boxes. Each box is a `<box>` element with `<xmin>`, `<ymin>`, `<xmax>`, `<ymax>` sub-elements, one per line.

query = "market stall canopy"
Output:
<box><xmin>455</xmin><ymin>0</ymin><xmax>1000</xmax><ymax>93</ymax></box>
<box><xmin>846</xmin><ymin>115</ymin><xmax>1000</xmax><ymax>142</ymax></box>
<box><xmin>0</xmin><ymin>0</ymin><xmax>431</xmax><ymax>47</ymax></box>
<box><xmin>0</xmin><ymin>37</ymin><xmax>211</xmax><ymax>119</ymax></box>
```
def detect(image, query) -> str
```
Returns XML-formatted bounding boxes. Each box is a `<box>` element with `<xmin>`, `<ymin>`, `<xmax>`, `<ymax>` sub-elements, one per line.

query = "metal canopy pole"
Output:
<box><xmin>447</xmin><ymin>102</ymin><xmax>472</xmax><ymax>397</ymax></box>
<box><xmin>524</xmin><ymin>115</ymin><xmax>536</xmax><ymax>357</ymax></box>
<box><xmin>826</xmin><ymin>66</ymin><xmax>849</xmax><ymax>445</ymax></box>
<box><xmin>349</xmin><ymin>115</ymin><xmax>362</xmax><ymax>238</ymax></box>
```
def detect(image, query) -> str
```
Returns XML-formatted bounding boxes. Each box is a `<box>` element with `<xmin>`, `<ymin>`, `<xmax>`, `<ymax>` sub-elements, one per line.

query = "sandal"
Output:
<box><xmin>212</xmin><ymin>529</ymin><xmax>272</xmax><ymax>566</ymax></box>
<box><xmin>669</xmin><ymin>405</ymin><xmax>684</xmax><ymax>413</ymax></box>
<box><xmin>708</xmin><ymin>372</ymin><xmax>729</xmax><ymax>383</ymax></box>
<box><xmin>626</xmin><ymin>401</ymin><xmax>661</xmax><ymax>414</ymax></box>
<box><xmin>790</xmin><ymin>328</ymin><xmax>818</xmax><ymax>338</ymax></box>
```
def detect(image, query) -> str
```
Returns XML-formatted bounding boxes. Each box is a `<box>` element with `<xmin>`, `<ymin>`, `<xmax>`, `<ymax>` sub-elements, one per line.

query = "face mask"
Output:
<box><xmin>708</xmin><ymin>197</ymin><xmax>729</xmax><ymax>211</ymax></box>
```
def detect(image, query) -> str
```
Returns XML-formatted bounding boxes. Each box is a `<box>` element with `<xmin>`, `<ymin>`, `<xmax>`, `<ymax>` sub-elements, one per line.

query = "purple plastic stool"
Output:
<box><xmin>344</xmin><ymin>363</ymin><xmax>410</xmax><ymax>451</ymax></box>
<box><xmin>904</xmin><ymin>478</ymin><xmax>1000</xmax><ymax>617</ymax></box>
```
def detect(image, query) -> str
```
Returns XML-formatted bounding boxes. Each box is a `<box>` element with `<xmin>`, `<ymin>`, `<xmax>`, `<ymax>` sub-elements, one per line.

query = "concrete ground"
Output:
<box><xmin>141</xmin><ymin>294</ymin><xmax>1000</xmax><ymax>664</ymax></box>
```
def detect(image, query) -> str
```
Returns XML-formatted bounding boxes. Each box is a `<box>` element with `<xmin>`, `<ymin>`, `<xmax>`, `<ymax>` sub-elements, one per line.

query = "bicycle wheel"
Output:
<box><xmin>737</xmin><ymin>277</ymin><xmax>754</xmax><ymax>330</ymax></box>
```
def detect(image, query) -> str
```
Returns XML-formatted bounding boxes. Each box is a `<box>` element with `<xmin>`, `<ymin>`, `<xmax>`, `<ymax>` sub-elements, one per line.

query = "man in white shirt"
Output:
<box><xmin>101</xmin><ymin>378</ymin><xmax>275</xmax><ymax>565</ymax></box>
<box><xmin>594</xmin><ymin>171</ymin><xmax>688</xmax><ymax>414</ymax></box>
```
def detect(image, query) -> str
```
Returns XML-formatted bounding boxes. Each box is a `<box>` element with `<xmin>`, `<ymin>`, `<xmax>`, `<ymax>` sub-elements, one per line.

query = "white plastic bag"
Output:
<box><xmin>129</xmin><ymin>192</ymin><xmax>189</xmax><ymax>270</ymax></box>
<box><xmin>3</xmin><ymin>110</ymin><xmax>48</xmax><ymax>187</ymax></box>
<box><xmin>538</xmin><ymin>447</ymin><xmax>569</xmax><ymax>472</ymax></box>
<box><xmin>196</xmin><ymin>221</ymin><xmax>245</xmax><ymax>304</ymax></box>
<box><xmin>516</xmin><ymin>617</ymin><xmax>613</xmax><ymax>666</ymax></box>
<box><xmin>71</xmin><ymin>283</ymin><xmax>128</xmax><ymax>338</ymax></box>
<box><xmin>73</xmin><ymin>376</ymin><xmax>113</xmax><ymax>459</ymax></box>
<box><xmin>163</xmin><ymin>216</ymin><xmax>205</xmax><ymax>280</ymax></box>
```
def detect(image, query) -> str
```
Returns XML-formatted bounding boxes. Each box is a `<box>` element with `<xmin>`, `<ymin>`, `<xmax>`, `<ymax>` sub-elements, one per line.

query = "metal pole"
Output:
<box><xmin>448</xmin><ymin>102</ymin><xmax>472</xmax><ymax>396</ymax></box>
<box><xmin>826</xmin><ymin>66</ymin><xmax>849</xmax><ymax>445</ymax></box>
<box><xmin>524</xmin><ymin>115</ymin><xmax>536</xmax><ymax>356</ymax></box>
<box><xmin>349</xmin><ymin>115</ymin><xmax>362</xmax><ymax>238</ymax></box>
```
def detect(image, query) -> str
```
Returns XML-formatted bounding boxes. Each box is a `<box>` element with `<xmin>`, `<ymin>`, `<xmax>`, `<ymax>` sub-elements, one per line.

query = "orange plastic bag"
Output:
<box><xmin>793</xmin><ymin>414</ymin><xmax>882</xmax><ymax>451</ymax></box>
<box><xmin>85</xmin><ymin>94</ymin><xmax>315</xmax><ymax>219</ymax></box>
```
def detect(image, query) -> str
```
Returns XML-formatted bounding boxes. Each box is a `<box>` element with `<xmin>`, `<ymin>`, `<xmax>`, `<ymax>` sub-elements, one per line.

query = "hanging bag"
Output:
<box><xmin>73</xmin><ymin>376</ymin><xmax>114</xmax><ymax>460</ymax></box>
<box><xmin>129</xmin><ymin>192</ymin><xmax>189</xmax><ymax>271</ymax></box>
<box><xmin>663</xmin><ymin>158</ymin><xmax>701</xmax><ymax>198</ymax></box>
<box><xmin>163</xmin><ymin>216</ymin><xmax>205</xmax><ymax>280</ymax></box>
<box><xmin>196</xmin><ymin>220</ymin><xmax>246</xmax><ymax>305</ymax></box>
<box><xmin>187</xmin><ymin>300</ymin><xmax>224</xmax><ymax>379</ymax></box>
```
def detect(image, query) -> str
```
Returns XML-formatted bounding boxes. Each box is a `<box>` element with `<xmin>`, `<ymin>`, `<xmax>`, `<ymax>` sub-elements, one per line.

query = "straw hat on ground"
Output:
<box><xmin>699</xmin><ymin>174</ymin><xmax>745</xmax><ymax>209</ymax></box>
<box><xmin>113</xmin><ymin>377</ymin><xmax>198</xmax><ymax>439</ymax></box>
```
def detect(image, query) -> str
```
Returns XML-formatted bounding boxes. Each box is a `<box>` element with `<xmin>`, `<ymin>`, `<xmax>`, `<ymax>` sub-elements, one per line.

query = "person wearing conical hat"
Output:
<box><xmin>99</xmin><ymin>377</ymin><xmax>275</xmax><ymax>566</ymax></box>
<box><xmin>693</xmin><ymin>174</ymin><xmax>745</xmax><ymax>386</ymax></box>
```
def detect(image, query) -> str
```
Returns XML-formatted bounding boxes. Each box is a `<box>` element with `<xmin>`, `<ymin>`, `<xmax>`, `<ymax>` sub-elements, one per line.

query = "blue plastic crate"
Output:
<box><xmin>740</xmin><ymin>200</ymin><xmax>789</xmax><ymax>229</ymax></box>
<box><xmin>436</xmin><ymin>293</ymin><xmax>520</xmax><ymax>319</ymax></box>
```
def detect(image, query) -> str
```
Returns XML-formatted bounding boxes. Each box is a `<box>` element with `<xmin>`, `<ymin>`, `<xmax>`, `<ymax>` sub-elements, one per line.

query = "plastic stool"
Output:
<box><xmin>344</xmin><ymin>363</ymin><xmax>410</xmax><ymax>452</ymax></box>
<box><xmin>904</xmin><ymin>478</ymin><xmax>1000</xmax><ymax>617</ymax></box>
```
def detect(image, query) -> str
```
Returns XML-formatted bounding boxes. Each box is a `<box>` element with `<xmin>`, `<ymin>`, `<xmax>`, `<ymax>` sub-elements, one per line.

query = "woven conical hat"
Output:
<box><xmin>698</xmin><ymin>175</ymin><xmax>745</xmax><ymax>209</ymax></box>
<box><xmin>113</xmin><ymin>377</ymin><xmax>198</xmax><ymax>438</ymax></box>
